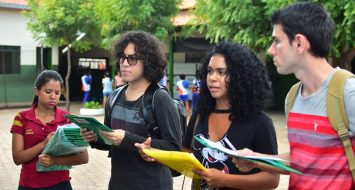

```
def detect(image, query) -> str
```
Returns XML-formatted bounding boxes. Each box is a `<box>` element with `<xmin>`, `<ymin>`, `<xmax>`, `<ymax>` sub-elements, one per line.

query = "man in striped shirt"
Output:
<box><xmin>232</xmin><ymin>2</ymin><xmax>355</xmax><ymax>189</ymax></box>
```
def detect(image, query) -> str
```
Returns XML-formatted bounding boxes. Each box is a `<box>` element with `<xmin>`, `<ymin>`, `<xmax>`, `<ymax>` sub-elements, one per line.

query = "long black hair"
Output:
<box><xmin>32</xmin><ymin>70</ymin><xmax>64</xmax><ymax>106</ymax></box>
<box><xmin>197</xmin><ymin>41</ymin><xmax>273</xmax><ymax>121</ymax></box>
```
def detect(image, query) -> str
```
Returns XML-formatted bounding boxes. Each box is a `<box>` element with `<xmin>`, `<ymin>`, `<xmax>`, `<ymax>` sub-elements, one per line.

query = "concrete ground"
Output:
<box><xmin>0</xmin><ymin>103</ymin><xmax>289</xmax><ymax>190</ymax></box>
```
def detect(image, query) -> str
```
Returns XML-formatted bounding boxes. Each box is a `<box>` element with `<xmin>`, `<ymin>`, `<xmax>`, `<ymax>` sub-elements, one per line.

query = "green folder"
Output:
<box><xmin>64</xmin><ymin>114</ymin><xmax>113</xmax><ymax>145</ymax></box>
<box><xmin>194</xmin><ymin>136</ymin><xmax>301</xmax><ymax>174</ymax></box>
<box><xmin>37</xmin><ymin>124</ymin><xmax>89</xmax><ymax>172</ymax></box>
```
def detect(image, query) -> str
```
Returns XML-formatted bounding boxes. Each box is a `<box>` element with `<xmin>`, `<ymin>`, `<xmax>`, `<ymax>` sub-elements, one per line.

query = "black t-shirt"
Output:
<box><xmin>107</xmin><ymin>88</ymin><xmax>181</xmax><ymax>190</ymax></box>
<box><xmin>183</xmin><ymin>111</ymin><xmax>278</xmax><ymax>190</ymax></box>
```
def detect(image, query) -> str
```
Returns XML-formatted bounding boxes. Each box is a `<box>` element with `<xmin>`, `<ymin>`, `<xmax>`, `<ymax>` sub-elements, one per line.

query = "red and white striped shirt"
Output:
<box><xmin>287</xmin><ymin>112</ymin><xmax>355</xmax><ymax>190</ymax></box>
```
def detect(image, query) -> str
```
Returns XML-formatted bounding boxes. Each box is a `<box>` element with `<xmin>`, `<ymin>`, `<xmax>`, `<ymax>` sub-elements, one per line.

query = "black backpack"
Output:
<box><xmin>106</xmin><ymin>83</ymin><xmax>186</xmax><ymax>176</ymax></box>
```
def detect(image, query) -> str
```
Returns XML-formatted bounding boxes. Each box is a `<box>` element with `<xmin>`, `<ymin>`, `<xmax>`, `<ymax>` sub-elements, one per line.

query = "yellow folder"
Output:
<box><xmin>143</xmin><ymin>149</ymin><xmax>207</xmax><ymax>179</ymax></box>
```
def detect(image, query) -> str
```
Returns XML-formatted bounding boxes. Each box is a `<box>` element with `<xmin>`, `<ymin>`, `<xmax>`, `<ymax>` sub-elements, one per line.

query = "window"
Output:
<box><xmin>79</xmin><ymin>58</ymin><xmax>107</xmax><ymax>70</ymax></box>
<box><xmin>0</xmin><ymin>46</ymin><xmax>21</xmax><ymax>74</ymax></box>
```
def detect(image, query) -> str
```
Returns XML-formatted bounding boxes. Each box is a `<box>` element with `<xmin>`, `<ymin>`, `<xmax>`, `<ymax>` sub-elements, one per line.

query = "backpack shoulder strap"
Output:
<box><xmin>142</xmin><ymin>83</ymin><xmax>161</xmax><ymax>137</ymax></box>
<box><xmin>92</xmin><ymin>84</ymin><xmax>127</xmax><ymax>152</ymax></box>
<box><xmin>109</xmin><ymin>85</ymin><xmax>128</xmax><ymax>109</ymax></box>
<box><xmin>326</xmin><ymin>69</ymin><xmax>355</xmax><ymax>181</ymax></box>
<box><xmin>105</xmin><ymin>84</ymin><xmax>128</xmax><ymax>127</ymax></box>
<box><xmin>285</xmin><ymin>81</ymin><xmax>301</xmax><ymax>118</ymax></box>
<box><xmin>190</xmin><ymin>114</ymin><xmax>200</xmax><ymax>149</ymax></box>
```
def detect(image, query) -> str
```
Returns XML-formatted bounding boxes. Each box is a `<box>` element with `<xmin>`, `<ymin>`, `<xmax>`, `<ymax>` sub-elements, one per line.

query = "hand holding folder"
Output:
<box><xmin>143</xmin><ymin>149</ymin><xmax>207</xmax><ymax>179</ymax></box>
<box><xmin>37</xmin><ymin>124</ymin><xmax>89</xmax><ymax>172</ymax></box>
<box><xmin>64</xmin><ymin>114</ymin><xmax>113</xmax><ymax>145</ymax></box>
<box><xmin>194</xmin><ymin>136</ymin><xmax>301</xmax><ymax>174</ymax></box>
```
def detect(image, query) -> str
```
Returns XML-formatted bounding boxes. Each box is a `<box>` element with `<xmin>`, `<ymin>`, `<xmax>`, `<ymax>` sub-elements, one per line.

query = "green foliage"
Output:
<box><xmin>24</xmin><ymin>0</ymin><xmax>99</xmax><ymax>51</ymax></box>
<box><xmin>321</xmin><ymin>0</ymin><xmax>354</xmax><ymax>58</ymax></box>
<box><xmin>191</xmin><ymin>0</ymin><xmax>272</xmax><ymax>52</ymax></box>
<box><xmin>23</xmin><ymin>0</ymin><xmax>181</xmax><ymax>110</ymax></box>
<box><xmin>24</xmin><ymin>0</ymin><xmax>181</xmax><ymax>50</ymax></box>
<box><xmin>24</xmin><ymin>0</ymin><xmax>101</xmax><ymax>52</ymax></box>
<box><xmin>94</xmin><ymin>0</ymin><xmax>180</xmax><ymax>48</ymax></box>
<box><xmin>83</xmin><ymin>101</ymin><xmax>101</xmax><ymax>109</ymax></box>
<box><xmin>191</xmin><ymin>0</ymin><xmax>354</xmax><ymax>59</ymax></box>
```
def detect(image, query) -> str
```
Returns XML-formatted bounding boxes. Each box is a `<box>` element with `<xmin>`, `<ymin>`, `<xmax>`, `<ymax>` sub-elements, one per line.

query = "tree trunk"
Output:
<box><xmin>65</xmin><ymin>46</ymin><xmax>71</xmax><ymax>111</ymax></box>
<box><xmin>259</xmin><ymin>52</ymin><xmax>266</xmax><ymax>65</ymax></box>
<box><xmin>332</xmin><ymin>47</ymin><xmax>355</xmax><ymax>70</ymax></box>
<box><xmin>168</xmin><ymin>34</ymin><xmax>174</xmax><ymax>95</ymax></box>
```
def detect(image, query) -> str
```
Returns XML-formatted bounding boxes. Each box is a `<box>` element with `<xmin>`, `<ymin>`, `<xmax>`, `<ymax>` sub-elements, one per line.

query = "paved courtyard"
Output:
<box><xmin>0</xmin><ymin>103</ymin><xmax>289</xmax><ymax>190</ymax></box>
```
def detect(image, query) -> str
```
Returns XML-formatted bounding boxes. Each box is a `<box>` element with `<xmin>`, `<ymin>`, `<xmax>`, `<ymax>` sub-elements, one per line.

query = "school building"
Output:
<box><xmin>0</xmin><ymin>0</ymin><xmax>214</xmax><ymax>107</ymax></box>
<box><xmin>1</xmin><ymin>0</ymin><xmax>354</xmax><ymax>110</ymax></box>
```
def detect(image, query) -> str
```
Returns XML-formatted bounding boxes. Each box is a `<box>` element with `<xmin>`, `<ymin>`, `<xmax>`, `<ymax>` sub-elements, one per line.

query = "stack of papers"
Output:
<box><xmin>64</xmin><ymin>114</ymin><xmax>113</xmax><ymax>145</ymax></box>
<box><xmin>194</xmin><ymin>136</ymin><xmax>301</xmax><ymax>174</ymax></box>
<box><xmin>143</xmin><ymin>149</ymin><xmax>207</xmax><ymax>179</ymax></box>
<box><xmin>37</xmin><ymin>124</ymin><xmax>89</xmax><ymax>172</ymax></box>
<box><xmin>61</xmin><ymin>126</ymin><xmax>89</xmax><ymax>147</ymax></box>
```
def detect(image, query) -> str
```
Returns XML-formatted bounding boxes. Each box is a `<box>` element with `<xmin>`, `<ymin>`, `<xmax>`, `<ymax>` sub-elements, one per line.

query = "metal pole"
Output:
<box><xmin>39</xmin><ymin>33</ymin><xmax>46</xmax><ymax>72</ymax></box>
<box><xmin>40</xmin><ymin>44</ymin><xmax>44</xmax><ymax>71</ymax></box>
<box><xmin>1</xmin><ymin>53</ymin><xmax>8</xmax><ymax>108</ymax></box>
<box><xmin>168</xmin><ymin>34</ymin><xmax>174</xmax><ymax>96</ymax></box>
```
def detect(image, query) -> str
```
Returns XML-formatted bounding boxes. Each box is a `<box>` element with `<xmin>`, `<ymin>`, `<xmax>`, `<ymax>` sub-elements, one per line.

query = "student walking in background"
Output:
<box><xmin>11</xmin><ymin>70</ymin><xmax>88</xmax><ymax>190</ymax></box>
<box><xmin>81</xmin><ymin>70</ymin><xmax>92</xmax><ymax>103</ymax></box>
<box><xmin>233</xmin><ymin>2</ymin><xmax>355</xmax><ymax>189</ymax></box>
<box><xmin>102</xmin><ymin>71</ymin><xmax>113</xmax><ymax>107</ymax></box>
<box><xmin>80</xmin><ymin>31</ymin><xmax>181</xmax><ymax>190</ymax></box>
<box><xmin>176</xmin><ymin>74</ymin><xmax>190</xmax><ymax>116</ymax></box>
<box><xmin>191</xmin><ymin>69</ymin><xmax>201</xmax><ymax>114</ymax></box>
<box><xmin>159</xmin><ymin>73</ymin><xmax>168</xmax><ymax>89</ymax></box>
<box><xmin>114</xmin><ymin>71</ymin><xmax>124</xmax><ymax>88</ymax></box>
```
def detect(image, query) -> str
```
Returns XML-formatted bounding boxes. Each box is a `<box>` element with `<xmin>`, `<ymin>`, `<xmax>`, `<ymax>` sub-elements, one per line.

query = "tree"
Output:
<box><xmin>94</xmin><ymin>0</ymin><xmax>180</xmax><ymax>48</ymax></box>
<box><xmin>94</xmin><ymin>0</ymin><xmax>180</xmax><ymax>93</ymax></box>
<box><xmin>321</xmin><ymin>0</ymin><xmax>354</xmax><ymax>69</ymax></box>
<box><xmin>25</xmin><ymin>0</ymin><xmax>181</xmax><ymax>108</ymax></box>
<box><xmin>191</xmin><ymin>0</ymin><xmax>354</xmax><ymax>67</ymax></box>
<box><xmin>191</xmin><ymin>0</ymin><xmax>271</xmax><ymax>53</ymax></box>
<box><xmin>25</xmin><ymin>0</ymin><xmax>101</xmax><ymax>111</ymax></box>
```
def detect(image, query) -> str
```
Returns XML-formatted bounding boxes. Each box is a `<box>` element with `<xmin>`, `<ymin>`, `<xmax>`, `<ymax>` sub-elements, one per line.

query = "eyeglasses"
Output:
<box><xmin>118</xmin><ymin>54</ymin><xmax>143</xmax><ymax>66</ymax></box>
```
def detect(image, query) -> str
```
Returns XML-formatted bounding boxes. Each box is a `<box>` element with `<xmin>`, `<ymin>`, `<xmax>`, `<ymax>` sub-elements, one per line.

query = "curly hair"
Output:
<box><xmin>197</xmin><ymin>41</ymin><xmax>273</xmax><ymax>121</ymax></box>
<box><xmin>112</xmin><ymin>31</ymin><xmax>166</xmax><ymax>83</ymax></box>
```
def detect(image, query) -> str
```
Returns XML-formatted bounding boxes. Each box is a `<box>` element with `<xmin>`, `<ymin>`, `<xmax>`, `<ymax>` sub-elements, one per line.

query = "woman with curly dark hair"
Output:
<box><xmin>80</xmin><ymin>31</ymin><xmax>181</xmax><ymax>190</ymax></box>
<box><xmin>183</xmin><ymin>41</ymin><xmax>280</xmax><ymax>189</ymax></box>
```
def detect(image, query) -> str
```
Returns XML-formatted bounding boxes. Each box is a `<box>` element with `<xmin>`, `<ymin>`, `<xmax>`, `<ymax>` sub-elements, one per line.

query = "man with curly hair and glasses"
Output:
<box><xmin>80</xmin><ymin>31</ymin><xmax>182</xmax><ymax>190</ymax></box>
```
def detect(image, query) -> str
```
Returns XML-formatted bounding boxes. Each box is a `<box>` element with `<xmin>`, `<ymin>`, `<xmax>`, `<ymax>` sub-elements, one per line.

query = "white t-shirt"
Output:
<box><xmin>176</xmin><ymin>80</ymin><xmax>189</xmax><ymax>95</ymax></box>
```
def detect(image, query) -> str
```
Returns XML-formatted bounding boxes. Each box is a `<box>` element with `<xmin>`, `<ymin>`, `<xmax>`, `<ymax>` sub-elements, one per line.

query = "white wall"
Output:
<box><xmin>0</xmin><ymin>8</ymin><xmax>38</xmax><ymax>66</ymax></box>
<box><xmin>173</xmin><ymin>62</ymin><xmax>198</xmax><ymax>75</ymax></box>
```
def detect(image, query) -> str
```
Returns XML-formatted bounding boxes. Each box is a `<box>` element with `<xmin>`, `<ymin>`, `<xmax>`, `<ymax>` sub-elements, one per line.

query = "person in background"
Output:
<box><xmin>102</xmin><ymin>71</ymin><xmax>113</xmax><ymax>107</ymax></box>
<box><xmin>159</xmin><ymin>73</ymin><xmax>168</xmax><ymax>89</ymax></box>
<box><xmin>114</xmin><ymin>71</ymin><xmax>124</xmax><ymax>88</ymax></box>
<box><xmin>81</xmin><ymin>70</ymin><xmax>92</xmax><ymax>103</ymax></box>
<box><xmin>191</xmin><ymin>69</ymin><xmax>201</xmax><ymax>114</ymax></box>
<box><xmin>176</xmin><ymin>74</ymin><xmax>190</xmax><ymax>116</ymax></box>
<box><xmin>233</xmin><ymin>2</ymin><xmax>355</xmax><ymax>190</ymax></box>
<box><xmin>11</xmin><ymin>70</ymin><xmax>88</xmax><ymax>190</ymax></box>
<box><xmin>80</xmin><ymin>31</ymin><xmax>181</xmax><ymax>190</ymax></box>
